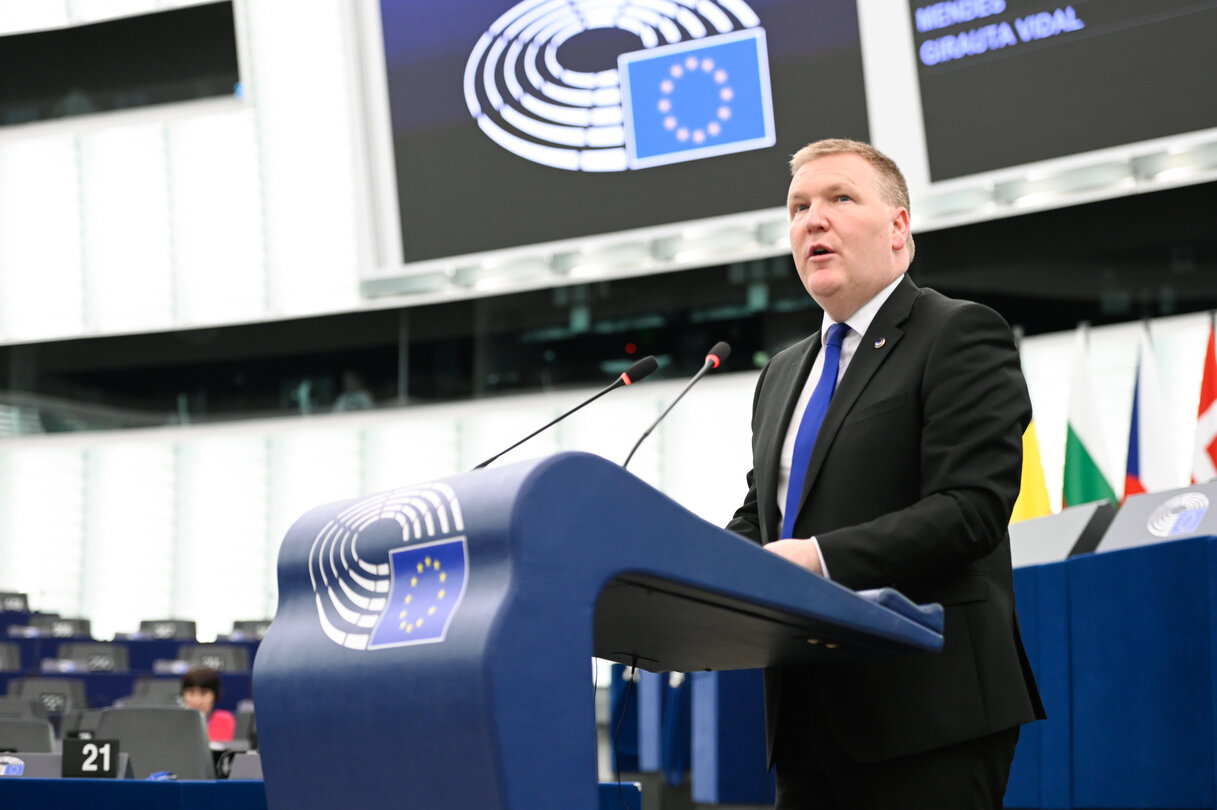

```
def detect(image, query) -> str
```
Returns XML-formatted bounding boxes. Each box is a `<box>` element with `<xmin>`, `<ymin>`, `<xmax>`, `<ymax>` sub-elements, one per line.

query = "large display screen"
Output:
<box><xmin>911</xmin><ymin>0</ymin><xmax>1217</xmax><ymax>180</ymax></box>
<box><xmin>377</xmin><ymin>0</ymin><xmax>869</xmax><ymax>264</ymax></box>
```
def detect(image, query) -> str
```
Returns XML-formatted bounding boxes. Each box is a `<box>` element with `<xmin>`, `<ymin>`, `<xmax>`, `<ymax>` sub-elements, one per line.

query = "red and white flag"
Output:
<box><xmin>1195</xmin><ymin>321</ymin><xmax>1217</xmax><ymax>484</ymax></box>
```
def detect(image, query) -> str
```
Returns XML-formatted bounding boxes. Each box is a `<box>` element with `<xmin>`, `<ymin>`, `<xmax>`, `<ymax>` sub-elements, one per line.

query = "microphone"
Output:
<box><xmin>472</xmin><ymin>355</ymin><xmax>659</xmax><ymax>470</ymax></box>
<box><xmin>623</xmin><ymin>342</ymin><xmax>730</xmax><ymax>468</ymax></box>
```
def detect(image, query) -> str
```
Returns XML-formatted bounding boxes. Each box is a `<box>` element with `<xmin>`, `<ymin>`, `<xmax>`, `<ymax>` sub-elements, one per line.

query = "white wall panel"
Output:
<box><xmin>559</xmin><ymin>386</ymin><xmax>665</xmax><ymax>472</ymax></box>
<box><xmin>0</xmin><ymin>1</ymin><xmax>70</xmax><ymax>33</ymax></box>
<box><xmin>363</xmin><ymin>418</ymin><xmax>461</xmax><ymax>493</ymax></box>
<box><xmin>79</xmin><ymin>443</ymin><xmax>176</xmax><ymax>641</ymax></box>
<box><xmin>79</xmin><ymin>123</ymin><xmax>173</xmax><ymax>331</ymax></box>
<box><xmin>174</xmin><ymin>434</ymin><xmax>268</xmax><ymax>640</ymax></box>
<box><xmin>658</xmin><ymin>374</ymin><xmax>754</xmax><ymax>529</ymax></box>
<box><xmin>264</xmin><ymin>425</ymin><xmax>363</xmax><ymax>616</ymax></box>
<box><xmin>66</xmin><ymin>0</ymin><xmax>154</xmax><ymax>22</ymax></box>
<box><xmin>0</xmin><ymin>137</ymin><xmax>84</xmax><ymax>340</ymax></box>
<box><xmin>242</xmin><ymin>0</ymin><xmax>360</xmax><ymax>317</ymax></box>
<box><xmin>168</xmin><ymin>109</ymin><xmax>265</xmax><ymax>323</ymax></box>
<box><xmin>457</xmin><ymin>397</ymin><xmax>563</xmax><ymax>472</ymax></box>
<box><xmin>0</xmin><ymin>445</ymin><xmax>85</xmax><ymax>613</ymax></box>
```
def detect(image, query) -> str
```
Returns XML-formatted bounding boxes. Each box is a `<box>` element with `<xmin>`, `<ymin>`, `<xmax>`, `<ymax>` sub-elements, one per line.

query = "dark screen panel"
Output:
<box><xmin>378</xmin><ymin>0</ymin><xmax>869</xmax><ymax>263</ymax></box>
<box><xmin>911</xmin><ymin>0</ymin><xmax>1217</xmax><ymax>180</ymax></box>
<box><xmin>0</xmin><ymin>2</ymin><xmax>240</xmax><ymax>127</ymax></box>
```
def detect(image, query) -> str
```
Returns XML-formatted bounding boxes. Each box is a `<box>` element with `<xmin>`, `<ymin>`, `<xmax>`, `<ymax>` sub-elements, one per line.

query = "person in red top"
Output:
<box><xmin>181</xmin><ymin>665</ymin><xmax>236</xmax><ymax>742</ymax></box>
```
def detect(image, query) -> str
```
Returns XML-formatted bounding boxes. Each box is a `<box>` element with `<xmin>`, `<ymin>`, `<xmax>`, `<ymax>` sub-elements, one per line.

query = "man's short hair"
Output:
<box><xmin>789</xmin><ymin>138</ymin><xmax>916</xmax><ymax>263</ymax></box>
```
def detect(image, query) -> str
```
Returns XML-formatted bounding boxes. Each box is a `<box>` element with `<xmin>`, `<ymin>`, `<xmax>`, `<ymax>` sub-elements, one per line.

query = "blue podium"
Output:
<box><xmin>1070</xmin><ymin>481</ymin><xmax>1217</xmax><ymax>809</ymax></box>
<box><xmin>1006</xmin><ymin>502</ymin><xmax>1112</xmax><ymax>809</ymax></box>
<box><xmin>1007</xmin><ymin>560</ymin><xmax>1071</xmax><ymax>809</ymax></box>
<box><xmin>1003</xmin><ymin>482</ymin><xmax>1217</xmax><ymax>809</ymax></box>
<box><xmin>253</xmin><ymin>452</ymin><xmax>943</xmax><ymax>810</ymax></box>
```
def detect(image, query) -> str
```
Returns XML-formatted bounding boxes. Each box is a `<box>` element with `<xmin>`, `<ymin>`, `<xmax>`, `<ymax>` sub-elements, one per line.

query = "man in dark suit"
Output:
<box><xmin>726</xmin><ymin>139</ymin><xmax>1044</xmax><ymax>808</ymax></box>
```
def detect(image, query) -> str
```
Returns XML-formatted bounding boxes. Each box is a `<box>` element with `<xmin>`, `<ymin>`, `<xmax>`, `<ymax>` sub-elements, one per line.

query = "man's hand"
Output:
<box><xmin>764</xmin><ymin>538</ymin><xmax>824</xmax><ymax>575</ymax></box>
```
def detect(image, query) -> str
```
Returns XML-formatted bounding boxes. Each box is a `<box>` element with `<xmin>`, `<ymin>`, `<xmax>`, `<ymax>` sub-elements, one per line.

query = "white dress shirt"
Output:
<box><xmin>775</xmin><ymin>274</ymin><xmax>905</xmax><ymax>576</ymax></box>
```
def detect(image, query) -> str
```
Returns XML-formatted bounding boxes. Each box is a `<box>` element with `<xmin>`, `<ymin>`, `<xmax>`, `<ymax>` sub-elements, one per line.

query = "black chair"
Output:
<box><xmin>130</xmin><ymin>677</ymin><xmax>185</xmax><ymax>705</ymax></box>
<box><xmin>0</xmin><ymin>641</ymin><xmax>20</xmax><ymax>671</ymax></box>
<box><xmin>0</xmin><ymin>592</ymin><xmax>29</xmax><ymax>613</ymax></box>
<box><xmin>95</xmin><ymin>706</ymin><xmax>215</xmax><ymax>779</ymax></box>
<box><xmin>6</xmin><ymin>677</ymin><xmax>88</xmax><ymax>715</ymax></box>
<box><xmin>57</xmin><ymin>642</ymin><xmax>130</xmax><ymax>673</ymax></box>
<box><xmin>230</xmin><ymin>620</ymin><xmax>271</xmax><ymax>640</ymax></box>
<box><xmin>228</xmin><ymin>751</ymin><xmax>263</xmax><ymax>779</ymax></box>
<box><xmin>0</xmin><ymin>716</ymin><xmax>55</xmax><ymax>753</ymax></box>
<box><xmin>139</xmin><ymin>619</ymin><xmax>196</xmax><ymax>641</ymax></box>
<box><xmin>234</xmin><ymin>699</ymin><xmax>256</xmax><ymax>745</ymax></box>
<box><xmin>178</xmin><ymin>643</ymin><xmax>249</xmax><ymax>672</ymax></box>
<box><xmin>61</xmin><ymin>707</ymin><xmax>103</xmax><ymax>738</ymax></box>
<box><xmin>29</xmin><ymin>615</ymin><xmax>91</xmax><ymax>639</ymax></box>
<box><xmin>0</xmin><ymin>696</ymin><xmax>39</xmax><ymax>718</ymax></box>
<box><xmin>114</xmin><ymin>694</ymin><xmax>179</xmax><ymax>708</ymax></box>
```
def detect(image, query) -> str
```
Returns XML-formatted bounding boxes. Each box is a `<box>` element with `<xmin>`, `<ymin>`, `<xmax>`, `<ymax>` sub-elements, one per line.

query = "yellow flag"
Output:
<box><xmin>1011</xmin><ymin>420</ymin><xmax>1052</xmax><ymax>523</ymax></box>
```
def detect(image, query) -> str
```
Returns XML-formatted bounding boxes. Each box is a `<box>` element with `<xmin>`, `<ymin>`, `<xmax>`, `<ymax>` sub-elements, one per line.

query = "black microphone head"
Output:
<box><xmin>621</xmin><ymin>355</ymin><xmax>658</xmax><ymax>385</ymax></box>
<box><xmin>705</xmin><ymin>341</ymin><xmax>731</xmax><ymax>369</ymax></box>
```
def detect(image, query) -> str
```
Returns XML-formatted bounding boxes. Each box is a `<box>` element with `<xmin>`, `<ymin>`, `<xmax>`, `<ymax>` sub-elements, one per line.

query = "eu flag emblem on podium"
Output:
<box><xmin>619</xmin><ymin>28</ymin><xmax>775</xmax><ymax>170</ymax></box>
<box><xmin>368</xmin><ymin>537</ymin><xmax>468</xmax><ymax>649</ymax></box>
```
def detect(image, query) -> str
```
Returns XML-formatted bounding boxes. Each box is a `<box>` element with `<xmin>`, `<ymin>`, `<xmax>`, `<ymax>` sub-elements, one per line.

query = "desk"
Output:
<box><xmin>0</xmin><ymin>779</ymin><xmax>639</xmax><ymax>810</ymax></box>
<box><xmin>0</xmin><ymin>778</ymin><xmax>267</xmax><ymax>810</ymax></box>
<box><xmin>0</xmin><ymin>611</ymin><xmax>32</xmax><ymax>638</ymax></box>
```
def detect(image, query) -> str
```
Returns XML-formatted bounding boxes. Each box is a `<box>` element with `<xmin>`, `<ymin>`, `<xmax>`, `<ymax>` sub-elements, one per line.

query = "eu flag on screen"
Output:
<box><xmin>368</xmin><ymin>537</ymin><xmax>467</xmax><ymax>649</ymax></box>
<box><xmin>619</xmin><ymin>28</ymin><xmax>775</xmax><ymax>170</ymax></box>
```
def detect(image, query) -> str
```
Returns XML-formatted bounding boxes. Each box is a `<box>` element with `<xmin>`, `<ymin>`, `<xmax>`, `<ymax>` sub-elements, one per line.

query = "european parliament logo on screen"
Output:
<box><xmin>464</xmin><ymin>0</ymin><xmax>773</xmax><ymax>172</ymax></box>
<box><xmin>619</xmin><ymin>29</ymin><xmax>774</xmax><ymax>169</ymax></box>
<box><xmin>308</xmin><ymin>484</ymin><xmax>469</xmax><ymax>651</ymax></box>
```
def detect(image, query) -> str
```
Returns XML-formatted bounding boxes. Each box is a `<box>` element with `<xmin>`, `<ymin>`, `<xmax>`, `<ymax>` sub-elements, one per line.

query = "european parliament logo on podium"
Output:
<box><xmin>308</xmin><ymin>483</ymin><xmax>469</xmax><ymax>651</ymax></box>
<box><xmin>619</xmin><ymin>28</ymin><xmax>775</xmax><ymax>169</ymax></box>
<box><xmin>1148</xmin><ymin>492</ymin><xmax>1209</xmax><ymax>538</ymax></box>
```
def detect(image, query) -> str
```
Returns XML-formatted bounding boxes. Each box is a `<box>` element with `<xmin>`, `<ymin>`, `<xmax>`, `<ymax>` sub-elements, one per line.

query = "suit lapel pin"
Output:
<box><xmin>874</xmin><ymin>337</ymin><xmax>886</xmax><ymax>349</ymax></box>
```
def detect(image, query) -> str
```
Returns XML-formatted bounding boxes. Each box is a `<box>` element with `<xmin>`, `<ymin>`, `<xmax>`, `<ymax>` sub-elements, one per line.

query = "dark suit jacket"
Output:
<box><xmin>727</xmin><ymin>274</ymin><xmax>1045</xmax><ymax>765</ymax></box>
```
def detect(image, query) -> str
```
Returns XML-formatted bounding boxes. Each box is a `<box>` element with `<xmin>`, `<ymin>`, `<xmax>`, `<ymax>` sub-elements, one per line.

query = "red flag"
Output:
<box><xmin>1194</xmin><ymin>322</ymin><xmax>1217</xmax><ymax>484</ymax></box>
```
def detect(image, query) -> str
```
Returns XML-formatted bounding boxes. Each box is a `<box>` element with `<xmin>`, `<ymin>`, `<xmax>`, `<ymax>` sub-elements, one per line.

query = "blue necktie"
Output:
<box><xmin>781</xmin><ymin>322</ymin><xmax>849</xmax><ymax>539</ymax></box>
